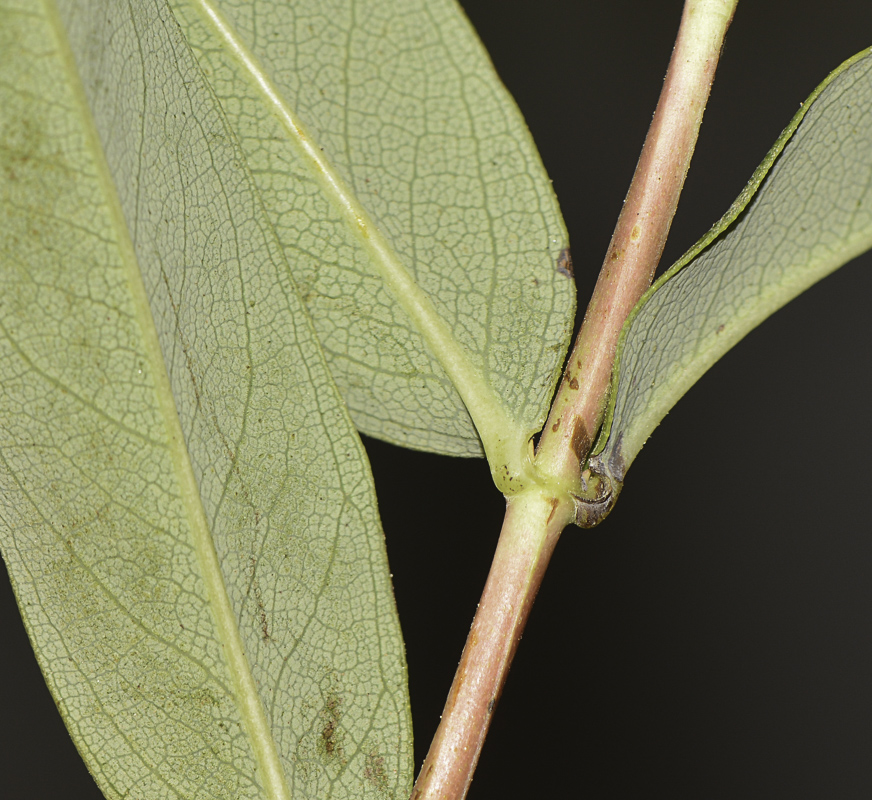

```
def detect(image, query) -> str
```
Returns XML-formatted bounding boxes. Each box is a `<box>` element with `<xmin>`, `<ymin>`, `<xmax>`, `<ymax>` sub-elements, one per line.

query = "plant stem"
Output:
<box><xmin>410</xmin><ymin>489</ymin><xmax>575</xmax><ymax>800</ymax></box>
<box><xmin>411</xmin><ymin>3</ymin><xmax>738</xmax><ymax>798</ymax></box>
<box><xmin>536</xmin><ymin>0</ymin><xmax>738</xmax><ymax>496</ymax></box>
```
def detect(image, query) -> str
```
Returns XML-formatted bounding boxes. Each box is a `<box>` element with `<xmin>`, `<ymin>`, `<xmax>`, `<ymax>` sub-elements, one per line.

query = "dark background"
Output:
<box><xmin>4</xmin><ymin>1</ymin><xmax>872</xmax><ymax>797</ymax></box>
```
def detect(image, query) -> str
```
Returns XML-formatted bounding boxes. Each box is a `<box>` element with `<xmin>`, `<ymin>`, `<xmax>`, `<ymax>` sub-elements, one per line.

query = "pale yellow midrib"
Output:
<box><xmin>186</xmin><ymin>0</ymin><xmax>528</xmax><ymax>478</ymax></box>
<box><xmin>44</xmin><ymin>2</ymin><xmax>292</xmax><ymax>798</ymax></box>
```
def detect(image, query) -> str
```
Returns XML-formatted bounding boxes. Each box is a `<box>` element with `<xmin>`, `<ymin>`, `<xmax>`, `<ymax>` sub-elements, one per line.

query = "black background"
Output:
<box><xmin>4</xmin><ymin>1</ymin><xmax>872</xmax><ymax>798</ymax></box>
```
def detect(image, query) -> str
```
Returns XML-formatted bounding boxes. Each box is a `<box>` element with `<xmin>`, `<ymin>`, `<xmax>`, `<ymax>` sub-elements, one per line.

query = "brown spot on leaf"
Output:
<box><xmin>364</xmin><ymin>748</ymin><xmax>388</xmax><ymax>790</ymax></box>
<box><xmin>323</xmin><ymin>720</ymin><xmax>336</xmax><ymax>755</ymax></box>
<box><xmin>556</xmin><ymin>248</ymin><xmax>574</xmax><ymax>278</ymax></box>
<box><xmin>319</xmin><ymin>693</ymin><xmax>343</xmax><ymax>760</ymax></box>
<box><xmin>568</xmin><ymin>377</ymin><xmax>579</xmax><ymax>390</ymax></box>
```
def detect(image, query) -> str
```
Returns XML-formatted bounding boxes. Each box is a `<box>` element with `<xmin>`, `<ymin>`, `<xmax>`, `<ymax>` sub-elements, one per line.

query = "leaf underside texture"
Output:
<box><xmin>593</xmin><ymin>47</ymin><xmax>872</xmax><ymax>490</ymax></box>
<box><xmin>0</xmin><ymin>1</ymin><xmax>414</xmax><ymax>798</ymax></box>
<box><xmin>171</xmin><ymin>0</ymin><xmax>575</xmax><ymax>457</ymax></box>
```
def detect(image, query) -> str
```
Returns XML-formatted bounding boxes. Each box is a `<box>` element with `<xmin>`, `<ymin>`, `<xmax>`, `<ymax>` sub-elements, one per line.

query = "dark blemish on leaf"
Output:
<box><xmin>551</xmin><ymin>419</ymin><xmax>560</xmax><ymax>433</ymax></box>
<box><xmin>556</xmin><ymin>248</ymin><xmax>574</xmax><ymax>278</ymax></box>
<box><xmin>570</xmin><ymin>417</ymin><xmax>591</xmax><ymax>465</ymax></box>
<box><xmin>319</xmin><ymin>693</ymin><xmax>343</xmax><ymax>760</ymax></box>
<box><xmin>487</xmin><ymin>698</ymin><xmax>496</xmax><ymax>714</ymax></box>
<box><xmin>568</xmin><ymin>377</ymin><xmax>579</xmax><ymax>390</ymax></box>
<box><xmin>323</xmin><ymin>719</ymin><xmax>336</xmax><ymax>755</ymax></box>
<box><xmin>716</xmin><ymin>324</ymin><xmax>725</xmax><ymax>334</ymax></box>
<box><xmin>364</xmin><ymin>748</ymin><xmax>388</xmax><ymax>790</ymax></box>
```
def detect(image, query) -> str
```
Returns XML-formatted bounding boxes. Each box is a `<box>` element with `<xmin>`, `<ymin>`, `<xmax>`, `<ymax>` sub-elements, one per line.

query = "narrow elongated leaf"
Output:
<box><xmin>168</xmin><ymin>0</ymin><xmax>575</xmax><ymax>458</ymax></box>
<box><xmin>591</xmin><ymin>47</ymin><xmax>872</xmax><ymax>496</ymax></box>
<box><xmin>0</xmin><ymin>2</ymin><xmax>411</xmax><ymax>798</ymax></box>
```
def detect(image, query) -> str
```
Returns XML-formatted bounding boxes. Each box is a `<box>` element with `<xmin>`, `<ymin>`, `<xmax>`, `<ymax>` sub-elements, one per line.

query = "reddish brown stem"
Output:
<box><xmin>412</xmin><ymin>3</ymin><xmax>738</xmax><ymax>799</ymax></box>
<box><xmin>537</xmin><ymin>0</ymin><xmax>738</xmax><ymax>493</ymax></box>
<box><xmin>410</xmin><ymin>490</ymin><xmax>574</xmax><ymax>800</ymax></box>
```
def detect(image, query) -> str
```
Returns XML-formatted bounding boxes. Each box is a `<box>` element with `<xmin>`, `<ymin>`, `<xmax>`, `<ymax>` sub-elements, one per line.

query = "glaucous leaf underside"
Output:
<box><xmin>0</xmin><ymin>0</ymin><xmax>448</xmax><ymax>797</ymax></box>
<box><xmin>172</xmin><ymin>0</ymin><xmax>575</xmax><ymax>457</ymax></box>
<box><xmin>592</xmin><ymin>47</ymin><xmax>872</xmax><ymax>494</ymax></box>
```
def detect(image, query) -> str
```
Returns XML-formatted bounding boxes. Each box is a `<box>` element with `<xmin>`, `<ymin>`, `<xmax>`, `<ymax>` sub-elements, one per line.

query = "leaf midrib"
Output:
<box><xmin>185</xmin><ymin>0</ymin><xmax>529</xmax><ymax>478</ymax></box>
<box><xmin>45</xmin><ymin>2</ymin><xmax>292</xmax><ymax>798</ymax></box>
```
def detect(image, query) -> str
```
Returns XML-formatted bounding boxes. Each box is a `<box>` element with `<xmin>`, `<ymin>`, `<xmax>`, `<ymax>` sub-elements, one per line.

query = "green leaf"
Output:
<box><xmin>0</xmin><ymin>2</ymin><xmax>411</xmax><ymax>798</ymax></box>
<box><xmin>591</xmin><ymin>47</ymin><xmax>872</xmax><ymax>495</ymax></box>
<box><xmin>168</xmin><ymin>0</ymin><xmax>575</xmax><ymax>459</ymax></box>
